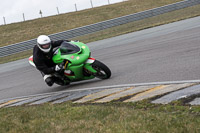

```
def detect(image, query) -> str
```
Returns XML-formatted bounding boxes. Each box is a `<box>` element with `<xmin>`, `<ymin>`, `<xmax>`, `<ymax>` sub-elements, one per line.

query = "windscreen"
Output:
<box><xmin>60</xmin><ymin>41</ymin><xmax>80</xmax><ymax>55</ymax></box>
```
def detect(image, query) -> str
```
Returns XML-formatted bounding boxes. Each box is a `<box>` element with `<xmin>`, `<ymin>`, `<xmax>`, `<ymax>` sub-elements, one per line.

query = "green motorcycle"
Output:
<box><xmin>29</xmin><ymin>41</ymin><xmax>111</xmax><ymax>85</ymax></box>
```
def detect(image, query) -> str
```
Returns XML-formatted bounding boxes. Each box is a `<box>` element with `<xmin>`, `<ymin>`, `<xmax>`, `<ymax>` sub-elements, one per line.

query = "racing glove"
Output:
<box><xmin>55</xmin><ymin>65</ymin><xmax>62</xmax><ymax>72</ymax></box>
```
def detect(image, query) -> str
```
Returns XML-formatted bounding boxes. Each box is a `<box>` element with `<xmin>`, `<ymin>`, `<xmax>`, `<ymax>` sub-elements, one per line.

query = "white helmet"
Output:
<box><xmin>37</xmin><ymin>35</ymin><xmax>52</xmax><ymax>53</ymax></box>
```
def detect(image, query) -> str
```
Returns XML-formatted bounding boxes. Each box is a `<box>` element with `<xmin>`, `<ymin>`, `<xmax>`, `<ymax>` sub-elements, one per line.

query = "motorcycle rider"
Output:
<box><xmin>33</xmin><ymin>35</ymin><xmax>69</xmax><ymax>86</ymax></box>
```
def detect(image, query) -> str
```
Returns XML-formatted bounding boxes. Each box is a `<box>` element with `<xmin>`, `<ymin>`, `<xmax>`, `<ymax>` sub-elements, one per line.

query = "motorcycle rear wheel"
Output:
<box><xmin>92</xmin><ymin>60</ymin><xmax>111</xmax><ymax>79</ymax></box>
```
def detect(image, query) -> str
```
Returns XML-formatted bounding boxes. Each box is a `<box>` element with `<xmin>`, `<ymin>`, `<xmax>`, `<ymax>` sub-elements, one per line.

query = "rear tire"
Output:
<box><xmin>92</xmin><ymin>60</ymin><xmax>111</xmax><ymax>79</ymax></box>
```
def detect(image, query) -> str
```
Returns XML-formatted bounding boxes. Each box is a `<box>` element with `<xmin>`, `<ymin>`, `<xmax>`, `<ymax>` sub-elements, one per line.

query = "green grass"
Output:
<box><xmin>0</xmin><ymin>101</ymin><xmax>200</xmax><ymax>133</ymax></box>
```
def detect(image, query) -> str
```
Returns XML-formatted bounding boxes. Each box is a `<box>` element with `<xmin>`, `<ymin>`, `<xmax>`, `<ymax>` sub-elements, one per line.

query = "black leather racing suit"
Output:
<box><xmin>33</xmin><ymin>40</ymin><xmax>64</xmax><ymax>74</ymax></box>
<box><xmin>33</xmin><ymin>40</ymin><xmax>66</xmax><ymax>86</ymax></box>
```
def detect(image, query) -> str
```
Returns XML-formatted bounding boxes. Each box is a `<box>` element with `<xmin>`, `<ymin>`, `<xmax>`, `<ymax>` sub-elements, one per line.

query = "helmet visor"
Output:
<box><xmin>40</xmin><ymin>43</ymin><xmax>51</xmax><ymax>49</ymax></box>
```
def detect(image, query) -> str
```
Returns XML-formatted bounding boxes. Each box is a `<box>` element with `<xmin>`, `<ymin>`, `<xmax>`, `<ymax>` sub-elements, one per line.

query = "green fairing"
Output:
<box><xmin>52</xmin><ymin>41</ymin><xmax>96</xmax><ymax>81</ymax></box>
<box><xmin>53</xmin><ymin>41</ymin><xmax>89</xmax><ymax>64</ymax></box>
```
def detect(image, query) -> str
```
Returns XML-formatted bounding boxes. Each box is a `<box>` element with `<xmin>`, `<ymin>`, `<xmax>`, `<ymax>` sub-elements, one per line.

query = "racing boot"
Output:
<box><xmin>44</xmin><ymin>75</ymin><xmax>54</xmax><ymax>86</ymax></box>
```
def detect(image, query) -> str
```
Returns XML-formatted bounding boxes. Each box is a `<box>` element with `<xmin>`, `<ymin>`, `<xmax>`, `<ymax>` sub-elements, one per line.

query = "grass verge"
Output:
<box><xmin>0</xmin><ymin>101</ymin><xmax>200</xmax><ymax>133</ymax></box>
<box><xmin>1</xmin><ymin>4</ymin><xmax>200</xmax><ymax>64</ymax></box>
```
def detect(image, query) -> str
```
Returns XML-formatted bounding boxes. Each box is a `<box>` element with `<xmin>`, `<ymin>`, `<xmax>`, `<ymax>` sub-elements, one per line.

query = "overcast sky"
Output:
<box><xmin>0</xmin><ymin>0</ymin><xmax>124</xmax><ymax>25</ymax></box>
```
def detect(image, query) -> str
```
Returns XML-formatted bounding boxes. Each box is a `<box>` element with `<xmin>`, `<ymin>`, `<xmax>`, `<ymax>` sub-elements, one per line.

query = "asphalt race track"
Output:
<box><xmin>0</xmin><ymin>16</ymin><xmax>200</xmax><ymax>101</ymax></box>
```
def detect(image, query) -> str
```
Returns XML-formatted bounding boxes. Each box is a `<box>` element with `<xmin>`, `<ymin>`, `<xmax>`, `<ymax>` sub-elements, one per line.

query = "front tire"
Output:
<box><xmin>92</xmin><ymin>60</ymin><xmax>111</xmax><ymax>79</ymax></box>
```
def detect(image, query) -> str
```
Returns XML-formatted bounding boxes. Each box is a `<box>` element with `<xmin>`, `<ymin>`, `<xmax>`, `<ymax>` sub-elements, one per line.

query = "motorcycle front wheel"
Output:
<box><xmin>92</xmin><ymin>60</ymin><xmax>111</xmax><ymax>79</ymax></box>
